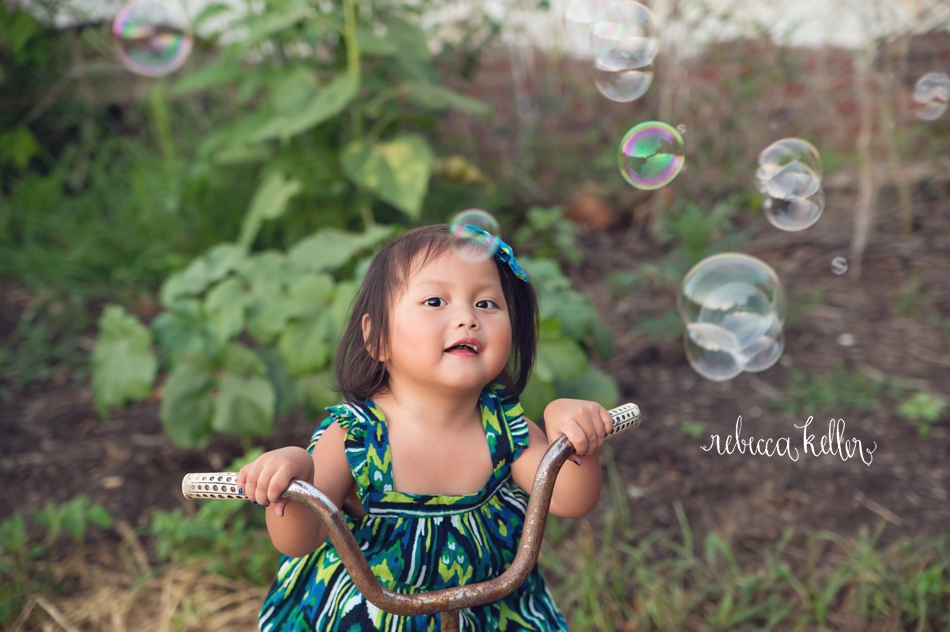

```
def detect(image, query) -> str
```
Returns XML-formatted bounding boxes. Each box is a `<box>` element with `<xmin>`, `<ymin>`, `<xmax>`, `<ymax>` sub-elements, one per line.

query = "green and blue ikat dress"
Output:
<box><xmin>258</xmin><ymin>382</ymin><xmax>569</xmax><ymax>631</ymax></box>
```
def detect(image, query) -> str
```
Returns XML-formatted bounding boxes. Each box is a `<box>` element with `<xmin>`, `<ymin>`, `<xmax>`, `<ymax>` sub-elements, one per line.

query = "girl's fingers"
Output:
<box><xmin>273</xmin><ymin>499</ymin><xmax>288</xmax><ymax>518</ymax></box>
<box><xmin>565</xmin><ymin>425</ymin><xmax>589</xmax><ymax>456</ymax></box>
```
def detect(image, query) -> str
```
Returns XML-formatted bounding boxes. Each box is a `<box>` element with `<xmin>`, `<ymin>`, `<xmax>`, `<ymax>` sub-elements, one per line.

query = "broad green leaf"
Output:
<box><xmin>348</xmin><ymin>223</ymin><xmax>397</xmax><ymax>251</ymax></box>
<box><xmin>288</xmin><ymin>228</ymin><xmax>366</xmax><ymax>272</ymax></box>
<box><xmin>279</xmin><ymin>312</ymin><xmax>333</xmax><ymax>376</ymax></box>
<box><xmin>270</xmin><ymin>65</ymin><xmax>320</xmax><ymax>115</ymax></box>
<box><xmin>213</xmin><ymin>344</ymin><xmax>273</xmax><ymax>436</ymax></box>
<box><xmin>521</xmin><ymin>376</ymin><xmax>556</xmax><ymax>422</ymax></box>
<box><xmin>296</xmin><ymin>369</ymin><xmax>338</xmax><ymax>413</ymax></box>
<box><xmin>214</xmin><ymin>143</ymin><xmax>271</xmax><ymax>165</ymax></box>
<box><xmin>340</xmin><ymin>134</ymin><xmax>433</xmax><ymax>218</ymax></box>
<box><xmin>160</xmin><ymin>354</ymin><xmax>216</xmax><ymax>448</ymax></box>
<box><xmin>205</xmin><ymin>277</ymin><xmax>248</xmax><ymax>344</ymax></box>
<box><xmin>538</xmin><ymin>338</ymin><xmax>589</xmax><ymax>382</ymax></box>
<box><xmin>151</xmin><ymin>299</ymin><xmax>217</xmax><ymax>364</ymax></box>
<box><xmin>251</xmin><ymin>74</ymin><xmax>358</xmax><ymax>143</ymax></box>
<box><xmin>590</xmin><ymin>318</ymin><xmax>615</xmax><ymax>361</ymax></box>
<box><xmin>246</xmin><ymin>288</ymin><xmax>295</xmax><ymax>344</ymax></box>
<box><xmin>260</xmin><ymin>348</ymin><xmax>300</xmax><ymax>416</ymax></box>
<box><xmin>538</xmin><ymin>316</ymin><xmax>562</xmax><ymax>342</ymax></box>
<box><xmin>550</xmin><ymin>294</ymin><xmax>595</xmax><ymax>339</ymax></box>
<box><xmin>386</xmin><ymin>17</ymin><xmax>434</xmax><ymax>81</ymax></box>
<box><xmin>328</xmin><ymin>280</ymin><xmax>358</xmax><ymax>341</ymax></box>
<box><xmin>92</xmin><ymin>305</ymin><xmax>158</xmax><ymax>415</ymax></box>
<box><xmin>238</xmin><ymin>172</ymin><xmax>303</xmax><ymax>248</ymax></box>
<box><xmin>197</xmin><ymin>107</ymin><xmax>276</xmax><ymax>159</ymax></box>
<box><xmin>286</xmin><ymin>273</ymin><xmax>335</xmax><ymax>319</ymax></box>
<box><xmin>356</xmin><ymin>25</ymin><xmax>398</xmax><ymax>55</ymax></box>
<box><xmin>172</xmin><ymin>63</ymin><xmax>245</xmax><ymax>95</ymax></box>
<box><xmin>404</xmin><ymin>83</ymin><xmax>491</xmax><ymax>117</ymax></box>
<box><xmin>242</xmin><ymin>2</ymin><xmax>316</xmax><ymax>45</ymax></box>
<box><xmin>160</xmin><ymin>243</ymin><xmax>246</xmax><ymax>306</ymax></box>
<box><xmin>221</xmin><ymin>342</ymin><xmax>267</xmax><ymax>377</ymax></box>
<box><xmin>555</xmin><ymin>365</ymin><xmax>620</xmax><ymax>410</ymax></box>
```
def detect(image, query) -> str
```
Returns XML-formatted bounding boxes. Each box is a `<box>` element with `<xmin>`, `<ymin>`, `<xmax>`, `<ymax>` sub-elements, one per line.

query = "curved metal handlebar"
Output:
<box><xmin>182</xmin><ymin>403</ymin><xmax>640</xmax><ymax>631</ymax></box>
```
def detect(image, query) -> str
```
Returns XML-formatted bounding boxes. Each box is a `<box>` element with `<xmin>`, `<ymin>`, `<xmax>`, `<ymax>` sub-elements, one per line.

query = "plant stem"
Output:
<box><xmin>149</xmin><ymin>80</ymin><xmax>176</xmax><ymax>164</ymax></box>
<box><xmin>342</xmin><ymin>0</ymin><xmax>374</xmax><ymax>230</ymax></box>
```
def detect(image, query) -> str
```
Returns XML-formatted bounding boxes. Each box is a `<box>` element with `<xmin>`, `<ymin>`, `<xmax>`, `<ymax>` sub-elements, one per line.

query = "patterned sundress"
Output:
<box><xmin>258</xmin><ymin>382</ymin><xmax>569</xmax><ymax>631</ymax></box>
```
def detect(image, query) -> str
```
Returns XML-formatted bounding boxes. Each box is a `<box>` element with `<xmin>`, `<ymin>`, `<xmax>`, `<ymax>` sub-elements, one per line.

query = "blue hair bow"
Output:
<box><xmin>463</xmin><ymin>224</ymin><xmax>530</xmax><ymax>283</ymax></box>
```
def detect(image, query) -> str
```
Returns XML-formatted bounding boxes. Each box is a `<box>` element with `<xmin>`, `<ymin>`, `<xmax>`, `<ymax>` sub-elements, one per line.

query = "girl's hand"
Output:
<box><xmin>542</xmin><ymin>398</ymin><xmax>614</xmax><ymax>466</ymax></box>
<box><xmin>236</xmin><ymin>447</ymin><xmax>315</xmax><ymax>518</ymax></box>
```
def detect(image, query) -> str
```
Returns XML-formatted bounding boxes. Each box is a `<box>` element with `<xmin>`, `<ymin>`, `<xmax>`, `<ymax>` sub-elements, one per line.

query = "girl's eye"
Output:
<box><xmin>476</xmin><ymin>299</ymin><xmax>498</xmax><ymax>309</ymax></box>
<box><xmin>424</xmin><ymin>297</ymin><xmax>445</xmax><ymax>307</ymax></box>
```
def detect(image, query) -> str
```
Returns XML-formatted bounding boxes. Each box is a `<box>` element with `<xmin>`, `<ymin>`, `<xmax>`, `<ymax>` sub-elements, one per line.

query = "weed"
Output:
<box><xmin>681</xmin><ymin>421</ymin><xmax>707</xmax><ymax>441</ymax></box>
<box><xmin>897</xmin><ymin>391</ymin><xmax>948</xmax><ymax>438</ymax></box>
<box><xmin>772</xmin><ymin>364</ymin><xmax>885</xmax><ymax>418</ymax></box>
<box><xmin>514</xmin><ymin>205</ymin><xmax>583</xmax><ymax>266</ymax></box>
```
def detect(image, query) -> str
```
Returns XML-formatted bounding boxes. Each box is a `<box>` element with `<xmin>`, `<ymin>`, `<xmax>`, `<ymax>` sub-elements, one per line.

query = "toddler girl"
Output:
<box><xmin>237</xmin><ymin>223</ymin><xmax>614</xmax><ymax>631</ymax></box>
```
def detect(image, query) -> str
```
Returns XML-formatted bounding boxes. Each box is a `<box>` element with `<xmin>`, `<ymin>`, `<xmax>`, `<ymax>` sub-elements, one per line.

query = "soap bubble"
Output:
<box><xmin>676</xmin><ymin>124</ymin><xmax>686</xmax><ymax>134</ymax></box>
<box><xmin>684</xmin><ymin>327</ymin><xmax>744</xmax><ymax>382</ymax></box>
<box><xmin>591</xmin><ymin>1</ymin><xmax>659</xmax><ymax>67</ymax></box>
<box><xmin>678</xmin><ymin>253</ymin><xmax>786</xmax><ymax>381</ymax></box>
<box><xmin>563</xmin><ymin>0</ymin><xmax>621</xmax><ymax>54</ymax></box>
<box><xmin>618</xmin><ymin>122</ymin><xmax>685</xmax><ymax>190</ymax></box>
<box><xmin>913</xmin><ymin>72</ymin><xmax>950</xmax><ymax>121</ymax></box>
<box><xmin>112</xmin><ymin>1</ymin><xmax>192</xmax><ymax>78</ymax></box>
<box><xmin>831</xmin><ymin>256</ymin><xmax>848</xmax><ymax>275</ymax></box>
<box><xmin>756</xmin><ymin>138</ymin><xmax>824</xmax><ymax>232</ymax></box>
<box><xmin>594</xmin><ymin>55</ymin><xmax>652</xmax><ymax>102</ymax></box>
<box><xmin>762</xmin><ymin>188</ymin><xmax>825</xmax><ymax>232</ymax></box>
<box><xmin>449</xmin><ymin>209</ymin><xmax>500</xmax><ymax>263</ymax></box>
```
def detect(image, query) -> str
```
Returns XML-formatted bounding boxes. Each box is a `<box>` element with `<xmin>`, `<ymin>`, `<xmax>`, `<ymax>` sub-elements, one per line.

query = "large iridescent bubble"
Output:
<box><xmin>592</xmin><ymin>2</ymin><xmax>658</xmax><ymax>67</ymax></box>
<box><xmin>618</xmin><ymin>122</ymin><xmax>685</xmax><ymax>190</ymax></box>
<box><xmin>678</xmin><ymin>253</ymin><xmax>786</xmax><ymax>381</ymax></box>
<box><xmin>112</xmin><ymin>0</ymin><xmax>192</xmax><ymax>77</ymax></box>
<box><xmin>914</xmin><ymin>72</ymin><xmax>950</xmax><ymax>121</ymax></box>
<box><xmin>756</xmin><ymin>138</ymin><xmax>824</xmax><ymax>232</ymax></box>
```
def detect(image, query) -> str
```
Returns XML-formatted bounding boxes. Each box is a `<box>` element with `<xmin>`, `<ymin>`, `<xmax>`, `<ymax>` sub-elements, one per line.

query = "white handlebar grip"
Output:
<box><xmin>182</xmin><ymin>472</ymin><xmax>247</xmax><ymax>500</ymax></box>
<box><xmin>606</xmin><ymin>403</ymin><xmax>640</xmax><ymax>439</ymax></box>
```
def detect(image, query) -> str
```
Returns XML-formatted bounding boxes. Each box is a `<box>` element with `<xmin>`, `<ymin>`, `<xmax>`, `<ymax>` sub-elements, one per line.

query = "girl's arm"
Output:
<box><xmin>238</xmin><ymin>421</ymin><xmax>356</xmax><ymax>558</ymax></box>
<box><xmin>510</xmin><ymin>399</ymin><xmax>613</xmax><ymax>519</ymax></box>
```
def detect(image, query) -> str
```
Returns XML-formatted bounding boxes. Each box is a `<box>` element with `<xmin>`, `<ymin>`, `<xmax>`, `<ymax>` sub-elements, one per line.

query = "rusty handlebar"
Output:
<box><xmin>182</xmin><ymin>402</ymin><xmax>640</xmax><ymax>631</ymax></box>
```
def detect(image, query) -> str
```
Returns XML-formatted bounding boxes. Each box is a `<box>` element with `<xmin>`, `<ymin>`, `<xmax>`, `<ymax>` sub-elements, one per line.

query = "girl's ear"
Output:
<box><xmin>362</xmin><ymin>314</ymin><xmax>387</xmax><ymax>362</ymax></box>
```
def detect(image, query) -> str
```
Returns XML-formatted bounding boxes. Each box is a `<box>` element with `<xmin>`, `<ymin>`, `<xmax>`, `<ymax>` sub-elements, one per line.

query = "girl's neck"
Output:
<box><xmin>372</xmin><ymin>381</ymin><xmax>485</xmax><ymax>432</ymax></box>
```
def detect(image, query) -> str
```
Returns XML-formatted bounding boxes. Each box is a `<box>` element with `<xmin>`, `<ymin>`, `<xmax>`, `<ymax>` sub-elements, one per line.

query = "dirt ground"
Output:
<box><xmin>2</xmin><ymin>181</ymin><xmax>949</xmax><ymax>556</ymax></box>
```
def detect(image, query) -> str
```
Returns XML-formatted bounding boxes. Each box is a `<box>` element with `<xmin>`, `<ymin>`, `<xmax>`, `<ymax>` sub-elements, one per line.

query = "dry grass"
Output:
<box><xmin>10</xmin><ymin>546</ymin><xmax>266</xmax><ymax>632</ymax></box>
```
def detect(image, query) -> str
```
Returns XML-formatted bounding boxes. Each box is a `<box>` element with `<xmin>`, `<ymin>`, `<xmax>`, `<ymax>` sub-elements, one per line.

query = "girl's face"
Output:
<box><xmin>370</xmin><ymin>249</ymin><xmax>513</xmax><ymax>395</ymax></box>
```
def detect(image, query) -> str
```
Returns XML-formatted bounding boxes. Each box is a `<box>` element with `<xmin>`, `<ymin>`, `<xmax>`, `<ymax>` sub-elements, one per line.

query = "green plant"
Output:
<box><xmin>519</xmin><ymin>257</ymin><xmax>618</xmax><ymax>420</ymax></box>
<box><xmin>93</xmin><ymin>223</ymin><xmax>393</xmax><ymax>448</ymax></box>
<box><xmin>681</xmin><ymin>421</ymin><xmax>707</xmax><ymax>441</ymax></box>
<box><xmin>172</xmin><ymin>0</ymin><xmax>494</xmax><ymax>233</ymax></box>
<box><xmin>0</xmin><ymin>497</ymin><xmax>113</xmax><ymax>626</ymax></box>
<box><xmin>31</xmin><ymin>496</ymin><xmax>113</xmax><ymax>545</ymax></box>
<box><xmin>514</xmin><ymin>205</ymin><xmax>583</xmax><ymax>266</ymax></box>
<box><xmin>609</xmin><ymin>195</ymin><xmax>756</xmax><ymax>295</ymax></box>
<box><xmin>147</xmin><ymin>448</ymin><xmax>278</xmax><ymax>585</ymax></box>
<box><xmin>631</xmin><ymin>310</ymin><xmax>685</xmax><ymax>342</ymax></box>
<box><xmin>772</xmin><ymin>364</ymin><xmax>885</xmax><ymax>418</ymax></box>
<box><xmin>897</xmin><ymin>391</ymin><xmax>947</xmax><ymax>438</ymax></box>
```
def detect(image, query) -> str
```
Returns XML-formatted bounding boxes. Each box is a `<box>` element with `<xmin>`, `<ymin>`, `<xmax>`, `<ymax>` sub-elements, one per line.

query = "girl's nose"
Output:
<box><xmin>456</xmin><ymin>310</ymin><xmax>479</xmax><ymax>329</ymax></box>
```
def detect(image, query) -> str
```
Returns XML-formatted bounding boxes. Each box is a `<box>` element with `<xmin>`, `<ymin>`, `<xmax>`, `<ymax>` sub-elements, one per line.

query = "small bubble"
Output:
<box><xmin>831</xmin><ymin>256</ymin><xmax>848</xmax><ymax>275</ymax></box>
<box><xmin>676</xmin><ymin>124</ymin><xmax>686</xmax><ymax>134</ymax></box>
<box><xmin>913</xmin><ymin>72</ymin><xmax>950</xmax><ymax>121</ymax></box>
<box><xmin>449</xmin><ymin>209</ymin><xmax>500</xmax><ymax>263</ymax></box>
<box><xmin>111</xmin><ymin>0</ymin><xmax>192</xmax><ymax>78</ymax></box>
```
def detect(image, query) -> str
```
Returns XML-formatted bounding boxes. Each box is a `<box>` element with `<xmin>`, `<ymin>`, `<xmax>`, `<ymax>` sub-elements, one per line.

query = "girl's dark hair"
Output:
<box><xmin>335</xmin><ymin>224</ymin><xmax>539</xmax><ymax>402</ymax></box>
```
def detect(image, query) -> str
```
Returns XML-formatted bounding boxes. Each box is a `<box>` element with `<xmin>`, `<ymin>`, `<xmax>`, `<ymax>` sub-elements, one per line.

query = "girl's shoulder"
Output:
<box><xmin>307</xmin><ymin>399</ymin><xmax>381</xmax><ymax>452</ymax></box>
